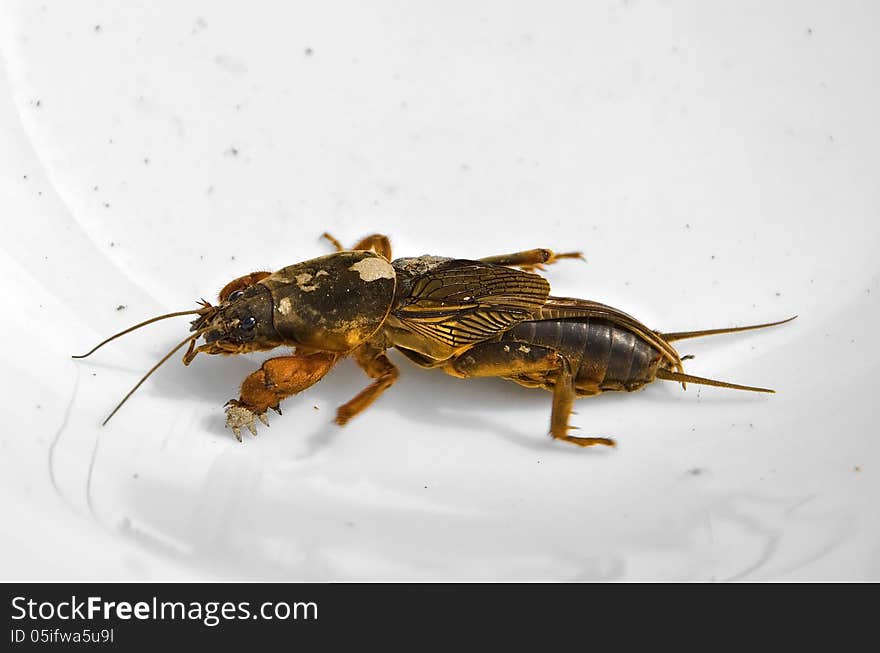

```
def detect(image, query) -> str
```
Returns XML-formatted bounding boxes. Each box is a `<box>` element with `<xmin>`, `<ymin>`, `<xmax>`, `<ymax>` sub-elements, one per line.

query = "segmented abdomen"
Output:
<box><xmin>501</xmin><ymin>318</ymin><xmax>664</xmax><ymax>392</ymax></box>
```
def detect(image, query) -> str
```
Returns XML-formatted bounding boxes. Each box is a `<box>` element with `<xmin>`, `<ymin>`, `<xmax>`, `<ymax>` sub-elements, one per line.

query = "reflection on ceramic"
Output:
<box><xmin>1</xmin><ymin>2</ymin><xmax>878</xmax><ymax>581</ymax></box>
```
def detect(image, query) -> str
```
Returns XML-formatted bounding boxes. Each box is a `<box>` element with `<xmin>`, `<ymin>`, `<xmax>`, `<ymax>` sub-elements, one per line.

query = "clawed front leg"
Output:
<box><xmin>225</xmin><ymin>351</ymin><xmax>339</xmax><ymax>441</ymax></box>
<box><xmin>225</xmin><ymin>400</ymin><xmax>270</xmax><ymax>440</ymax></box>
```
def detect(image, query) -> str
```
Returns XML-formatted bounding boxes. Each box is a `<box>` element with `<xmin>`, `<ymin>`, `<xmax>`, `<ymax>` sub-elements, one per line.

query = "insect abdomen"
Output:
<box><xmin>501</xmin><ymin>318</ymin><xmax>664</xmax><ymax>393</ymax></box>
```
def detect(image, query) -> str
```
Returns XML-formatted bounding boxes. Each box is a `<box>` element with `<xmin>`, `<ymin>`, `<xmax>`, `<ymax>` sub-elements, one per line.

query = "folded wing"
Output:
<box><xmin>393</xmin><ymin>260</ymin><xmax>551</xmax><ymax>349</ymax></box>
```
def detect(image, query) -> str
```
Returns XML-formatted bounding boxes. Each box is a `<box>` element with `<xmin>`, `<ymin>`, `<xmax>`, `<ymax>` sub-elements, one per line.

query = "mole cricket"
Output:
<box><xmin>73</xmin><ymin>233</ymin><xmax>794</xmax><ymax>446</ymax></box>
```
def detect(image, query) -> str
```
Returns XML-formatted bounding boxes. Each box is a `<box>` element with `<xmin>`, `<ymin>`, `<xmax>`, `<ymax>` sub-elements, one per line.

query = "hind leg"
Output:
<box><xmin>550</xmin><ymin>362</ymin><xmax>615</xmax><ymax>448</ymax></box>
<box><xmin>479</xmin><ymin>248</ymin><xmax>583</xmax><ymax>272</ymax></box>
<box><xmin>446</xmin><ymin>341</ymin><xmax>560</xmax><ymax>378</ymax></box>
<box><xmin>445</xmin><ymin>342</ymin><xmax>614</xmax><ymax>447</ymax></box>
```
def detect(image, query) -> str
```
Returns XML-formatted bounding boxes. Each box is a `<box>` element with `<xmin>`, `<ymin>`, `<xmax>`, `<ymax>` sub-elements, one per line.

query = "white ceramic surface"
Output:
<box><xmin>1</xmin><ymin>1</ymin><xmax>878</xmax><ymax>581</ymax></box>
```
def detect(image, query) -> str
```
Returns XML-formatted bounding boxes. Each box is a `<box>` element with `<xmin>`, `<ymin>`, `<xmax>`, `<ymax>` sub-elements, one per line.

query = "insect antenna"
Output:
<box><xmin>72</xmin><ymin>309</ymin><xmax>209</xmax><ymax>359</ymax></box>
<box><xmin>101</xmin><ymin>327</ymin><xmax>211</xmax><ymax>426</ymax></box>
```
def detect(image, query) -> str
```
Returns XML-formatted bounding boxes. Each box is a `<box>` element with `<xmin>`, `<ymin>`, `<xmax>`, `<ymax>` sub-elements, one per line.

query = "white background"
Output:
<box><xmin>1</xmin><ymin>1</ymin><xmax>877</xmax><ymax>581</ymax></box>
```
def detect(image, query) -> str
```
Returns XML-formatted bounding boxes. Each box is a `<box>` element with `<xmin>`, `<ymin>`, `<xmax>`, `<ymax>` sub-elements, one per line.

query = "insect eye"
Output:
<box><xmin>240</xmin><ymin>315</ymin><xmax>256</xmax><ymax>331</ymax></box>
<box><xmin>228</xmin><ymin>289</ymin><xmax>245</xmax><ymax>301</ymax></box>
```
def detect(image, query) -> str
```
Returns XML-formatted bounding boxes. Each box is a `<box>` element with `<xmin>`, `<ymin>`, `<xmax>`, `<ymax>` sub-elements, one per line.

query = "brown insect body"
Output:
<box><xmin>192</xmin><ymin>251</ymin><xmax>396</xmax><ymax>358</ymax></box>
<box><xmin>74</xmin><ymin>233</ymin><xmax>793</xmax><ymax>446</ymax></box>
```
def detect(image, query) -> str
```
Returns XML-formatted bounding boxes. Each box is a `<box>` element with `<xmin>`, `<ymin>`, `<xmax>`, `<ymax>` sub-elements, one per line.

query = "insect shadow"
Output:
<box><xmin>129</xmin><ymin>329</ymin><xmax>777</xmax><ymax>455</ymax></box>
<box><xmin>138</xmin><ymin>341</ymin><xmax>562</xmax><ymax>451</ymax></box>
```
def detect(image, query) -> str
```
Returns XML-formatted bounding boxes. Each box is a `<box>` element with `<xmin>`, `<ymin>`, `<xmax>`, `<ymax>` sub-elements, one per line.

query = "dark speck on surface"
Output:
<box><xmin>226</xmin><ymin>147</ymin><xmax>239</xmax><ymax>156</ymax></box>
<box><xmin>94</xmin><ymin>24</ymin><xmax>101</xmax><ymax>32</ymax></box>
<box><xmin>775</xmin><ymin>292</ymin><xmax>781</xmax><ymax>296</ymax></box>
<box><xmin>93</xmin><ymin>186</ymin><xmax>98</xmax><ymax>191</ymax></box>
<box><xmin>304</xmin><ymin>47</ymin><xmax>313</xmax><ymax>56</ymax></box>
<box><xmin>143</xmin><ymin>157</ymin><xmax>150</xmax><ymax>164</ymax></box>
<box><xmin>687</xmin><ymin>467</ymin><xmax>705</xmax><ymax>476</ymax></box>
<box><xmin>35</xmin><ymin>99</ymin><xmax>41</xmax><ymax>107</ymax></box>
<box><xmin>230</xmin><ymin>255</ymin><xmax>235</xmax><ymax>261</ymax></box>
<box><xmin>103</xmin><ymin>202</ymin><xmax>110</xmax><ymax>208</ymax></box>
<box><xmin>116</xmin><ymin>305</ymin><xmax>126</xmax><ymax>311</ymax></box>
<box><xmin>806</xmin><ymin>27</ymin><xmax>813</xmax><ymax>35</ymax></box>
<box><xmin>133</xmin><ymin>473</ymin><xmax>139</xmax><ymax>479</ymax></box>
<box><xmin>109</xmin><ymin>241</ymin><xmax>115</xmax><ymax>247</ymax></box>
<box><xmin>22</xmin><ymin>174</ymin><xmax>27</xmax><ymax>180</ymax></box>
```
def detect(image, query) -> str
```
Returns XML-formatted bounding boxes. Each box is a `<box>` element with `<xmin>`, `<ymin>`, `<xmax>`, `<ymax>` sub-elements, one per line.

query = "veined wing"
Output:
<box><xmin>393</xmin><ymin>260</ymin><xmax>550</xmax><ymax>348</ymax></box>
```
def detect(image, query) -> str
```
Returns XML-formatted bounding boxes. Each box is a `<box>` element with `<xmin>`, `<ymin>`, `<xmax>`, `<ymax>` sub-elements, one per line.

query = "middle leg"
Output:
<box><xmin>334</xmin><ymin>342</ymin><xmax>400</xmax><ymax>426</ymax></box>
<box><xmin>322</xmin><ymin>232</ymin><xmax>393</xmax><ymax>259</ymax></box>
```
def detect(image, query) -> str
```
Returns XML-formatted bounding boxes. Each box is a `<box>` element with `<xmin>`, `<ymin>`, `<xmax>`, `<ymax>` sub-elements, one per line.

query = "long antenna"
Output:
<box><xmin>72</xmin><ymin>309</ymin><xmax>206</xmax><ymax>359</ymax></box>
<box><xmin>101</xmin><ymin>328</ymin><xmax>209</xmax><ymax>426</ymax></box>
